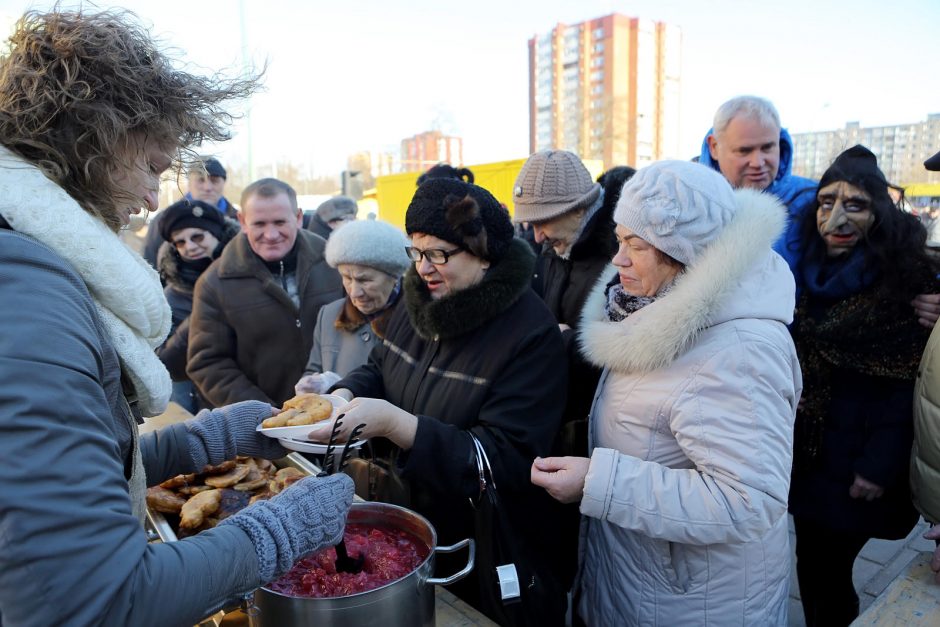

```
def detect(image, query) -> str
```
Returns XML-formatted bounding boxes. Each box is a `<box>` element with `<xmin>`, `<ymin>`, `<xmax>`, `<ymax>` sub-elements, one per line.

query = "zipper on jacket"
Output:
<box><xmin>279</xmin><ymin>260</ymin><xmax>287</xmax><ymax>292</ymax></box>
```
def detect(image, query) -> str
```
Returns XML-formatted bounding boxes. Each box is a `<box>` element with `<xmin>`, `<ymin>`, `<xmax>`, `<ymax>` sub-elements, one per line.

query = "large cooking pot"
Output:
<box><xmin>247</xmin><ymin>502</ymin><xmax>475</xmax><ymax>627</ymax></box>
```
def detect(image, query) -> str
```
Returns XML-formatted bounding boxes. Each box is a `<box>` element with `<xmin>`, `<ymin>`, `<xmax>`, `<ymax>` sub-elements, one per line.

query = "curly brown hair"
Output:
<box><xmin>0</xmin><ymin>8</ymin><xmax>261</xmax><ymax>231</ymax></box>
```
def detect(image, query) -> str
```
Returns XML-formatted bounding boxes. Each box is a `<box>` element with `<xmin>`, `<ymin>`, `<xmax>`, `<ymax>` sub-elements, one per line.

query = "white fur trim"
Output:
<box><xmin>0</xmin><ymin>146</ymin><xmax>171</xmax><ymax>415</ymax></box>
<box><xmin>578</xmin><ymin>189</ymin><xmax>787</xmax><ymax>373</ymax></box>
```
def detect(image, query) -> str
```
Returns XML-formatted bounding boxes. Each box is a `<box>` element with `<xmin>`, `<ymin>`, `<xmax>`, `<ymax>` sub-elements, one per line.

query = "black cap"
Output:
<box><xmin>189</xmin><ymin>157</ymin><xmax>226</xmax><ymax>180</ymax></box>
<box><xmin>925</xmin><ymin>150</ymin><xmax>940</xmax><ymax>172</ymax></box>
<box><xmin>819</xmin><ymin>145</ymin><xmax>889</xmax><ymax>199</ymax></box>
<box><xmin>159</xmin><ymin>199</ymin><xmax>226</xmax><ymax>242</ymax></box>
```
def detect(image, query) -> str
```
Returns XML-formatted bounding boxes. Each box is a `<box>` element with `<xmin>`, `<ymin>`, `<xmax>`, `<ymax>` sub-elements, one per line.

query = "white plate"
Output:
<box><xmin>256</xmin><ymin>394</ymin><xmax>347</xmax><ymax>441</ymax></box>
<box><xmin>278</xmin><ymin>437</ymin><xmax>367</xmax><ymax>455</ymax></box>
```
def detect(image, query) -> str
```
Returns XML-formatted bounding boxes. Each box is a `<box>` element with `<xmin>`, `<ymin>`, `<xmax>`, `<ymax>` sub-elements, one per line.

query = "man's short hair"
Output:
<box><xmin>712</xmin><ymin>96</ymin><xmax>781</xmax><ymax>136</ymax></box>
<box><xmin>241</xmin><ymin>177</ymin><xmax>298</xmax><ymax>211</ymax></box>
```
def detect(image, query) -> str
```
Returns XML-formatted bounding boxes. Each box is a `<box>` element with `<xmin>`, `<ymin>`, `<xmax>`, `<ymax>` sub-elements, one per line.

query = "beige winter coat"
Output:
<box><xmin>911</xmin><ymin>321</ymin><xmax>940</xmax><ymax>522</ymax></box>
<box><xmin>575</xmin><ymin>190</ymin><xmax>802</xmax><ymax>626</ymax></box>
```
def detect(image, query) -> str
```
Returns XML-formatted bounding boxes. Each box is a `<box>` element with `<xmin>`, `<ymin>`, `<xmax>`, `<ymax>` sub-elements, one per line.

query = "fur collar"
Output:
<box><xmin>0</xmin><ymin>145</ymin><xmax>171</xmax><ymax>415</ymax></box>
<box><xmin>404</xmin><ymin>238</ymin><xmax>535</xmax><ymax>340</ymax></box>
<box><xmin>579</xmin><ymin>189</ymin><xmax>789</xmax><ymax>374</ymax></box>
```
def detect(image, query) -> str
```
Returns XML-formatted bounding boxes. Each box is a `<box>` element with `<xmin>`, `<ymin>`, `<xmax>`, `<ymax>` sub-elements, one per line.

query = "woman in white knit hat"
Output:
<box><xmin>531</xmin><ymin>160</ymin><xmax>802</xmax><ymax>626</ymax></box>
<box><xmin>295</xmin><ymin>218</ymin><xmax>411</xmax><ymax>394</ymax></box>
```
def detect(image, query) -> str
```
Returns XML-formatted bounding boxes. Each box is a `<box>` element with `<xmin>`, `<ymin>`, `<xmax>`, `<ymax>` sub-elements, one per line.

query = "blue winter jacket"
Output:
<box><xmin>700</xmin><ymin>127</ymin><xmax>817</xmax><ymax>283</ymax></box>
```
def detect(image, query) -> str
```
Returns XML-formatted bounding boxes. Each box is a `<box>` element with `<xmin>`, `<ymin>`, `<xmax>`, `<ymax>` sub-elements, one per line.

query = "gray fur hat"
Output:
<box><xmin>615</xmin><ymin>161</ymin><xmax>737</xmax><ymax>266</ymax></box>
<box><xmin>317</xmin><ymin>196</ymin><xmax>358</xmax><ymax>223</ymax></box>
<box><xmin>325</xmin><ymin>218</ymin><xmax>410</xmax><ymax>277</ymax></box>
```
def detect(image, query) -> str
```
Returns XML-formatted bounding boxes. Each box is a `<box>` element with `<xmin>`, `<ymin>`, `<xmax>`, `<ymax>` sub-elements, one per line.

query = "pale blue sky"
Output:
<box><xmin>1</xmin><ymin>0</ymin><xmax>937</xmax><ymax>175</ymax></box>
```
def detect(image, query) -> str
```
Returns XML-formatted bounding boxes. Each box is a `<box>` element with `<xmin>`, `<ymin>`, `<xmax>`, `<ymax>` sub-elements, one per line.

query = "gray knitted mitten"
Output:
<box><xmin>219</xmin><ymin>474</ymin><xmax>355</xmax><ymax>581</ymax></box>
<box><xmin>185</xmin><ymin>400</ymin><xmax>287</xmax><ymax>469</ymax></box>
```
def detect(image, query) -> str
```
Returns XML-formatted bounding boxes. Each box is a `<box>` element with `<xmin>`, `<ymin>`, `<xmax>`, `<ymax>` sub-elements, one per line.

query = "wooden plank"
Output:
<box><xmin>852</xmin><ymin>552</ymin><xmax>940</xmax><ymax>626</ymax></box>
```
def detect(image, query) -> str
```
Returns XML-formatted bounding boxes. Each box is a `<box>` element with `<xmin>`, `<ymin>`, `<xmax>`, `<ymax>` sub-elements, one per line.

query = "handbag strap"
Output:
<box><xmin>469</xmin><ymin>432</ymin><xmax>499</xmax><ymax>503</ymax></box>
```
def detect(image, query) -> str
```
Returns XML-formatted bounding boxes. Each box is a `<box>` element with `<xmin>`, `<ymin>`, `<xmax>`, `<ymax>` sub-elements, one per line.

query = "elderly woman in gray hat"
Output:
<box><xmin>531</xmin><ymin>160</ymin><xmax>802</xmax><ymax>626</ymax></box>
<box><xmin>295</xmin><ymin>218</ymin><xmax>410</xmax><ymax>395</ymax></box>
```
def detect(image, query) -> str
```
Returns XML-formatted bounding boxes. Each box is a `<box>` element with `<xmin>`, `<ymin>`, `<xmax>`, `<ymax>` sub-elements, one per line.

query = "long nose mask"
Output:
<box><xmin>822</xmin><ymin>203</ymin><xmax>849</xmax><ymax>233</ymax></box>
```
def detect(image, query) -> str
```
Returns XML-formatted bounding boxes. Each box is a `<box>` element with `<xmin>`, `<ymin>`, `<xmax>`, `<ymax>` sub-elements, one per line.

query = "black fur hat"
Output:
<box><xmin>405</xmin><ymin>179</ymin><xmax>513</xmax><ymax>263</ymax></box>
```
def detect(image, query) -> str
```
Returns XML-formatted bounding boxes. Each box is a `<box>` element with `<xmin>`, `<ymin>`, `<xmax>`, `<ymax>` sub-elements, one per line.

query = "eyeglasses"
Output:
<box><xmin>173</xmin><ymin>231</ymin><xmax>209</xmax><ymax>249</ymax></box>
<box><xmin>404</xmin><ymin>246</ymin><xmax>464</xmax><ymax>264</ymax></box>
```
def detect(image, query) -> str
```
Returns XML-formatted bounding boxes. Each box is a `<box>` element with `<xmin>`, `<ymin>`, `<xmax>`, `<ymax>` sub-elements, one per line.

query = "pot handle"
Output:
<box><xmin>426</xmin><ymin>538</ymin><xmax>475</xmax><ymax>586</ymax></box>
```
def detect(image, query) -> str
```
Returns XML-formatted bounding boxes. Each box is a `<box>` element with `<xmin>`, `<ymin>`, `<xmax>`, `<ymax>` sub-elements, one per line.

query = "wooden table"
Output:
<box><xmin>852</xmin><ymin>552</ymin><xmax>940</xmax><ymax>626</ymax></box>
<box><xmin>145</xmin><ymin>403</ymin><xmax>497</xmax><ymax>627</ymax></box>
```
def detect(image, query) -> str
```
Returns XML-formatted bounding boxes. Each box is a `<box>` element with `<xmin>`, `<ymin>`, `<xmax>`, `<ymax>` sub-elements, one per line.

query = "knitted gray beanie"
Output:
<box><xmin>512</xmin><ymin>150</ymin><xmax>601</xmax><ymax>223</ymax></box>
<box><xmin>325</xmin><ymin>218</ymin><xmax>410</xmax><ymax>277</ymax></box>
<box><xmin>614</xmin><ymin>161</ymin><xmax>737</xmax><ymax>266</ymax></box>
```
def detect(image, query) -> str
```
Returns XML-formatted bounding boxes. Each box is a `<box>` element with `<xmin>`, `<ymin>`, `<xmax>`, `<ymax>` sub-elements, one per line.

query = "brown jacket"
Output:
<box><xmin>187</xmin><ymin>230</ymin><xmax>343</xmax><ymax>407</ymax></box>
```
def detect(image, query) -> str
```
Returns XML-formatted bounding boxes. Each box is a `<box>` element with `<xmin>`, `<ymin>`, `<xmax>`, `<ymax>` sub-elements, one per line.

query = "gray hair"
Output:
<box><xmin>712</xmin><ymin>96</ymin><xmax>781</xmax><ymax>136</ymax></box>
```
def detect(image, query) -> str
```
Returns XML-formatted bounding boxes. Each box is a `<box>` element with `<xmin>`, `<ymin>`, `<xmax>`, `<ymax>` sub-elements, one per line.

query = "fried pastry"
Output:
<box><xmin>203</xmin><ymin>463</ymin><xmax>251</xmax><ymax>488</ymax></box>
<box><xmin>146</xmin><ymin>486</ymin><xmax>187</xmax><ymax>514</ymax></box>
<box><xmin>179</xmin><ymin>489</ymin><xmax>222</xmax><ymax>529</ymax></box>
<box><xmin>261</xmin><ymin>393</ymin><xmax>333</xmax><ymax>428</ymax></box>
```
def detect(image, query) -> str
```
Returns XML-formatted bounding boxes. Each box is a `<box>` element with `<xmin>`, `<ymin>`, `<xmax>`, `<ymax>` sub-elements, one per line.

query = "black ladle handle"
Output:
<box><xmin>337</xmin><ymin>423</ymin><xmax>367</xmax><ymax>473</ymax></box>
<box><xmin>317</xmin><ymin>414</ymin><xmax>345</xmax><ymax>477</ymax></box>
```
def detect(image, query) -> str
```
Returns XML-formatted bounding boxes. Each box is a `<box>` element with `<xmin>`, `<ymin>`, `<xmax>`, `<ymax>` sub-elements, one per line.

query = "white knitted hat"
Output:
<box><xmin>512</xmin><ymin>150</ymin><xmax>601</xmax><ymax>222</ymax></box>
<box><xmin>614</xmin><ymin>161</ymin><xmax>737</xmax><ymax>265</ymax></box>
<box><xmin>325</xmin><ymin>219</ymin><xmax>411</xmax><ymax>277</ymax></box>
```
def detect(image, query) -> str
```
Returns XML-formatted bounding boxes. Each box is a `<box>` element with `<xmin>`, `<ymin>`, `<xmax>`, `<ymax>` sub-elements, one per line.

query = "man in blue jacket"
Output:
<box><xmin>701</xmin><ymin>95</ymin><xmax>939</xmax><ymax>326</ymax></box>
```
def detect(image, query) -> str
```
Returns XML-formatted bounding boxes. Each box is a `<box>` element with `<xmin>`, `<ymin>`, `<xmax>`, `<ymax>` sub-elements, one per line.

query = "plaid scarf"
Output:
<box><xmin>604</xmin><ymin>274</ymin><xmax>678</xmax><ymax>322</ymax></box>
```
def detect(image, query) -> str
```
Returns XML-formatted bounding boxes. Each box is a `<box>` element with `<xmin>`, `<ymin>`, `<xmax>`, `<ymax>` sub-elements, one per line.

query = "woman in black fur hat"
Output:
<box><xmin>313</xmin><ymin>178</ymin><xmax>571</xmax><ymax>626</ymax></box>
<box><xmin>155</xmin><ymin>198</ymin><xmax>240</xmax><ymax>411</ymax></box>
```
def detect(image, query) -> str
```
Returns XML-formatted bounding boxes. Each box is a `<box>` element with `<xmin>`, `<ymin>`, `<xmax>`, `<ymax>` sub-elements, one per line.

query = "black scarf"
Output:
<box><xmin>404</xmin><ymin>238</ymin><xmax>534</xmax><ymax>340</ymax></box>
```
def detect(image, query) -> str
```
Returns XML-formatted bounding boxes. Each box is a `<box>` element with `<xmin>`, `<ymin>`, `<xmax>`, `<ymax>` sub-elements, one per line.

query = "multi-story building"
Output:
<box><xmin>528</xmin><ymin>13</ymin><xmax>681</xmax><ymax>169</ymax></box>
<box><xmin>400</xmin><ymin>130</ymin><xmax>464</xmax><ymax>173</ymax></box>
<box><xmin>791</xmin><ymin>114</ymin><xmax>940</xmax><ymax>185</ymax></box>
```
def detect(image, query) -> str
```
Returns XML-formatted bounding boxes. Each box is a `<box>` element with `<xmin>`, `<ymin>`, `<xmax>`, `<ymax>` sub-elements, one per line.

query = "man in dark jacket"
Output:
<box><xmin>143</xmin><ymin>156</ymin><xmax>237</xmax><ymax>267</ymax></box>
<box><xmin>512</xmin><ymin>150</ymin><xmax>617</xmax><ymax>451</ymax></box>
<box><xmin>187</xmin><ymin>178</ymin><xmax>344</xmax><ymax>407</ymax></box>
<box><xmin>304</xmin><ymin>195</ymin><xmax>357</xmax><ymax>240</ymax></box>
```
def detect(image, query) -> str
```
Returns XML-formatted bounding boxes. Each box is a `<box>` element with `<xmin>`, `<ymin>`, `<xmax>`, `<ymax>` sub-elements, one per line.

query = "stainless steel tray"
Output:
<box><xmin>145</xmin><ymin>452</ymin><xmax>321</xmax><ymax>544</ymax></box>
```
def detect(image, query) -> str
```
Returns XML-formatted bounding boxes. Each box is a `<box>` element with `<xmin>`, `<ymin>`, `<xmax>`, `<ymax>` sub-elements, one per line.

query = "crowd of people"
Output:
<box><xmin>2</xmin><ymin>6</ymin><xmax>940</xmax><ymax>627</ymax></box>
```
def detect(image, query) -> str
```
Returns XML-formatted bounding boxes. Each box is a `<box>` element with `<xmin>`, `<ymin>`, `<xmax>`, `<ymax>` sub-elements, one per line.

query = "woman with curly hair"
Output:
<box><xmin>788</xmin><ymin>145</ymin><xmax>940</xmax><ymax>626</ymax></box>
<box><xmin>0</xmin><ymin>9</ymin><xmax>353</xmax><ymax>626</ymax></box>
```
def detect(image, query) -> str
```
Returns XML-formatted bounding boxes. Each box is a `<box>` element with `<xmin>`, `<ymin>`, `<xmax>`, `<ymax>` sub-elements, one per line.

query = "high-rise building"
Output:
<box><xmin>528</xmin><ymin>13</ymin><xmax>681</xmax><ymax>169</ymax></box>
<box><xmin>400</xmin><ymin>130</ymin><xmax>464</xmax><ymax>173</ymax></box>
<box><xmin>791</xmin><ymin>114</ymin><xmax>940</xmax><ymax>185</ymax></box>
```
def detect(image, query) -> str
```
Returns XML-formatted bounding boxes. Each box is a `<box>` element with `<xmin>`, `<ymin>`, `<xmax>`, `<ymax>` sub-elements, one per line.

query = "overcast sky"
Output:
<box><xmin>1</xmin><ymin>0</ymin><xmax>937</xmax><ymax>175</ymax></box>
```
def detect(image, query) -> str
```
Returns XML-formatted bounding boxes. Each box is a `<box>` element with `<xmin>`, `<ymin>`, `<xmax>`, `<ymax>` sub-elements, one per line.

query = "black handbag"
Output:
<box><xmin>469</xmin><ymin>435</ymin><xmax>565</xmax><ymax>627</ymax></box>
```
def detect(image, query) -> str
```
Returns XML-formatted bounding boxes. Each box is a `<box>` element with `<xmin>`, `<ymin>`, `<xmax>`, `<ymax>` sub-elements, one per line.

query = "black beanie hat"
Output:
<box><xmin>405</xmin><ymin>179</ymin><xmax>514</xmax><ymax>263</ymax></box>
<box><xmin>159</xmin><ymin>199</ymin><xmax>226</xmax><ymax>242</ymax></box>
<box><xmin>818</xmin><ymin>145</ymin><xmax>889</xmax><ymax>200</ymax></box>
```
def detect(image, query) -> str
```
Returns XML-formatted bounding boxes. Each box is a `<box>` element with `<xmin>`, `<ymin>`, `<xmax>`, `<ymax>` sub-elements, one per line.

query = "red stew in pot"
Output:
<box><xmin>268</xmin><ymin>524</ymin><xmax>429</xmax><ymax>598</ymax></box>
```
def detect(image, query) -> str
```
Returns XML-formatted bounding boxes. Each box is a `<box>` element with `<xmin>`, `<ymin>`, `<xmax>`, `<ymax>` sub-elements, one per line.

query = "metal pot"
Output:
<box><xmin>247</xmin><ymin>502</ymin><xmax>474</xmax><ymax>627</ymax></box>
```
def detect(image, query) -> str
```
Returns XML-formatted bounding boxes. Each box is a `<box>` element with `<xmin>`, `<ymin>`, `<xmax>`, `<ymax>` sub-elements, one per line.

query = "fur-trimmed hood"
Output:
<box><xmin>404</xmin><ymin>238</ymin><xmax>535</xmax><ymax>340</ymax></box>
<box><xmin>579</xmin><ymin>189</ymin><xmax>794</xmax><ymax>374</ymax></box>
<box><xmin>157</xmin><ymin>217</ymin><xmax>240</xmax><ymax>292</ymax></box>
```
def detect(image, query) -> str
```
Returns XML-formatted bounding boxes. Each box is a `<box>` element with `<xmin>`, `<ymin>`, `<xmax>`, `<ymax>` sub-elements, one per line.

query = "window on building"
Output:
<box><xmin>594</xmin><ymin>42</ymin><xmax>604</xmax><ymax>53</ymax></box>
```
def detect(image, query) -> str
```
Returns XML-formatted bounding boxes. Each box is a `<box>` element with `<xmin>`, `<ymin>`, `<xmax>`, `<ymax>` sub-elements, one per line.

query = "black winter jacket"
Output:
<box><xmin>155</xmin><ymin>218</ymin><xmax>240</xmax><ymax>381</ymax></box>
<box><xmin>338</xmin><ymin>239</ymin><xmax>570</xmax><ymax>609</ymax></box>
<box><xmin>532</xmin><ymin>201</ymin><xmax>617</xmax><ymax>439</ymax></box>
